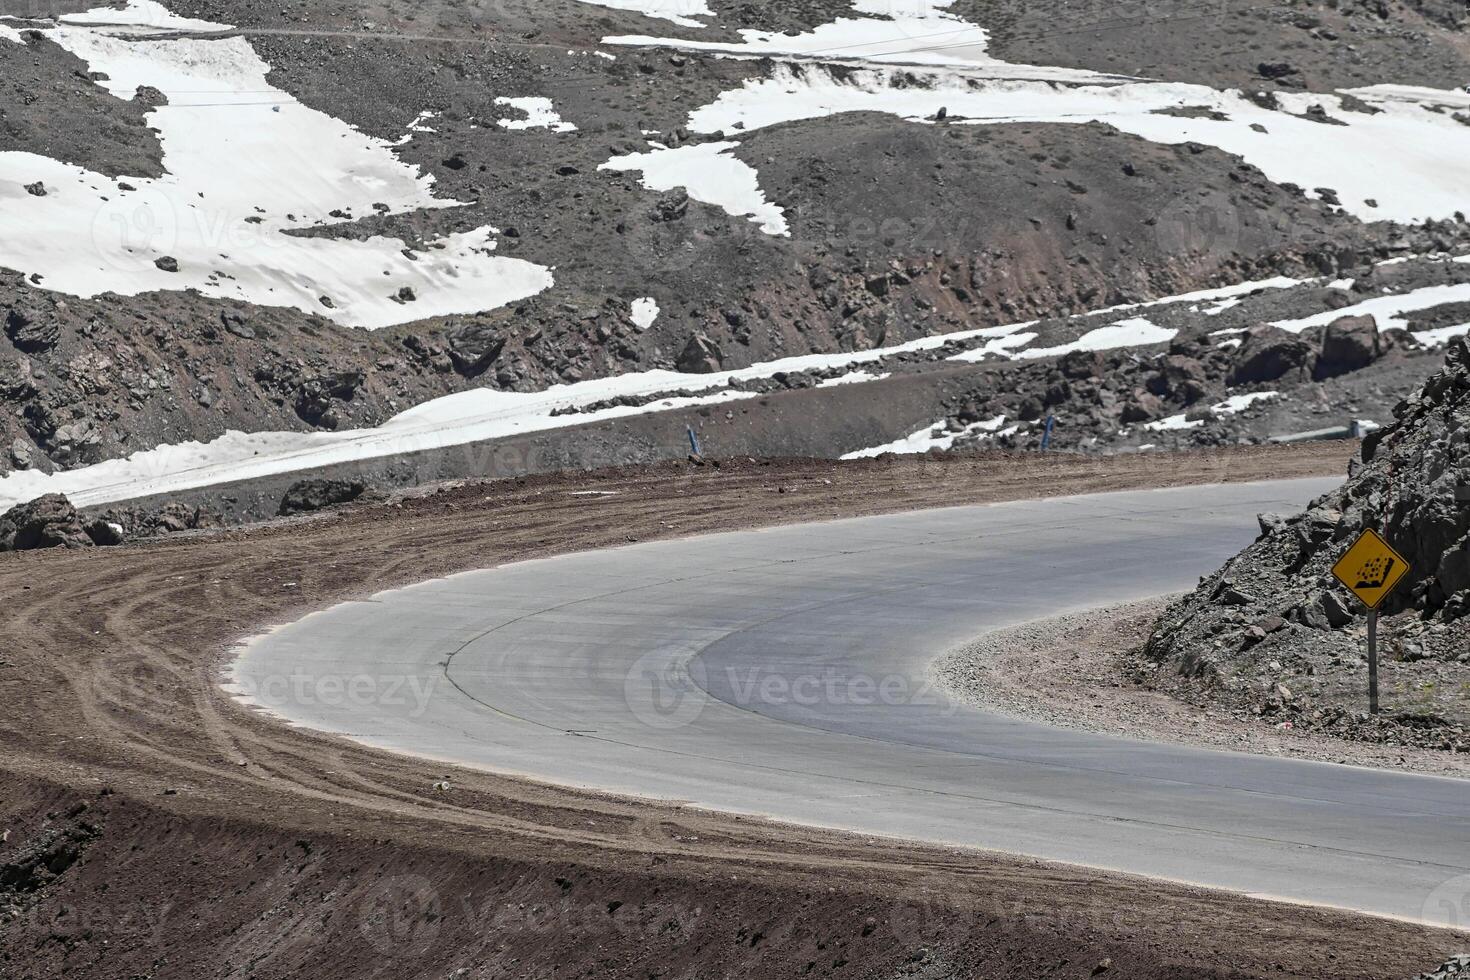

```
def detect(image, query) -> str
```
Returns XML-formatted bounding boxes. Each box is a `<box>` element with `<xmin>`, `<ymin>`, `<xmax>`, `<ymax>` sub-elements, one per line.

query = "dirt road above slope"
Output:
<box><xmin>3</xmin><ymin>445</ymin><xmax>1463</xmax><ymax>979</ymax></box>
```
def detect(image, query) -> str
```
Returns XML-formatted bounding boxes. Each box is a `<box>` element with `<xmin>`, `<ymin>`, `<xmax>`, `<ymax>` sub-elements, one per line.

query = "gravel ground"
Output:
<box><xmin>6</xmin><ymin>447</ymin><xmax>1467</xmax><ymax>979</ymax></box>
<box><xmin>936</xmin><ymin>599</ymin><xmax>1470</xmax><ymax>778</ymax></box>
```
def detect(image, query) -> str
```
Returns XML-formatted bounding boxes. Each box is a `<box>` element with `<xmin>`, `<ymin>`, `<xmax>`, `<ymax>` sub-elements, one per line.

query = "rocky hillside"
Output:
<box><xmin>1143</xmin><ymin>338</ymin><xmax>1470</xmax><ymax>749</ymax></box>
<box><xmin>2</xmin><ymin>0</ymin><xmax>1470</xmax><ymax>505</ymax></box>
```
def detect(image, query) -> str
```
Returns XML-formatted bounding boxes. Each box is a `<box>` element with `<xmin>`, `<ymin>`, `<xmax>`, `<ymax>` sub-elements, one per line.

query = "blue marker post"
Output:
<box><xmin>687</xmin><ymin>426</ymin><xmax>702</xmax><ymax>457</ymax></box>
<box><xmin>1040</xmin><ymin>414</ymin><xmax>1055</xmax><ymax>451</ymax></box>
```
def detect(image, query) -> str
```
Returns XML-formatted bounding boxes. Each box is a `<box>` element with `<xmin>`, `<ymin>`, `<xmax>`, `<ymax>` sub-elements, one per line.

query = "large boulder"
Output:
<box><xmin>1145</xmin><ymin>353</ymin><xmax>1209</xmax><ymax>402</ymax></box>
<box><xmin>0</xmin><ymin>494</ymin><xmax>93</xmax><ymax>551</ymax></box>
<box><xmin>293</xmin><ymin>371</ymin><xmax>363</xmax><ymax>429</ymax></box>
<box><xmin>676</xmin><ymin>333</ymin><xmax>723</xmax><ymax>374</ymax></box>
<box><xmin>1058</xmin><ymin>348</ymin><xmax>1105</xmax><ymax>380</ymax></box>
<box><xmin>1119</xmin><ymin>389</ymin><xmax>1165</xmax><ymax>424</ymax></box>
<box><xmin>279</xmin><ymin>478</ymin><xmax>367</xmax><ymax>516</ymax></box>
<box><xmin>4</xmin><ymin>300</ymin><xmax>60</xmax><ymax>353</ymax></box>
<box><xmin>445</xmin><ymin>321</ymin><xmax>506</xmax><ymax>377</ymax></box>
<box><xmin>1228</xmin><ymin>325</ymin><xmax>1315</xmax><ymax>384</ymax></box>
<box><xmin>1314</xmin><ymin>315</ymin><xmax>1381</xmax><ymax>379</ymax></box>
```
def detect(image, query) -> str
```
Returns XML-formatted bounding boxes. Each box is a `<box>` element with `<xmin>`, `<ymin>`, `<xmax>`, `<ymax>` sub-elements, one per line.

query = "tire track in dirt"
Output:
<box><xmin>5</xmin><ymin>448</ymin><xmax>1462</xmax><ymax>978</ymax></box>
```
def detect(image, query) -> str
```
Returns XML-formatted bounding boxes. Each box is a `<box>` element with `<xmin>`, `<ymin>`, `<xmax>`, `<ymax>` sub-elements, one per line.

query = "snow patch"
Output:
<box><xmin>573</xmin><ymin>0</ymin><xmax>712</xmax><ymax>28</ymax></box>
<box><xmin>1413</xmin><ymin>323</ymin><xmax>1470</xmax><ymax>347</ymax></box>
<box><xmin>1342</xmin><ymin>84</ymin><xmax>1470</xmax><ymax>111</ymax></box>
<box><xmin>841</xmin><ymin>414</ymin><xmax>1006</xmax><ymax>460</ymax></box>
<box><xmin>605</xmin><ymin>16</ymin><xmax>995</xmax><ymax>71</ymax></box>
<box><xmin>0</xmin><ymin>270</ymin><xmax>1364</xmax><ymax>510</ymax></box>
<box><xmin>630</xmin><ymin>296</ymin><xmax>660</xmax><ymax>330</ymax></box>
<box><xmin>1144</xmin><ymin>392</ymin><xmax>1278</xmax><ymax>431</ymax></box>
<box><xmin>1271</xmin><ymin>282</ymin><xmax>1470</xmax><ymax>334</ymax></box>
<box><xmin>946</xmin><ymin>330</ymin><xmax>1038</xmax><ymax>362</ymax></box>
<box><xmin>390</xmin><ymin>110</ymin><xmax>439</xmax><ymax>146</ymax></box>
<box><xmin>1017</xmin><ymin>317</ymin><xmax>1175</xmax><ymax>359</ymax></box>
<box><xmin>0</xmin><ymin>317</ymin><xmax>1036</xmax><ymax>508</ymax></box>
<box><xmin>495</xmin><ymin>97</ymin><xmax>577</xmax><ymax>133</ymax></box>
<box><xmin>677</xmin><ymin>65</ymin><xmax>1470</xmax><ymax>224</ymax></box>
<box><xmin>59</xmin><ymin>0</ymin><xmax>229</xmax><ymax>32</ymax></box>
<box><xmin>600</xmin><ymin>141</ymin><xmax>788</xmax><ymax>236</ymax></box>
<box><xmin>1202</xmin><ymin>296</ymin><xmax>1243</xmax><ymax>316</ymax></box>
<box><xmin>0</xmin><ymin>4</ymin><xmax>552</xmax><ymax>328</ymax></box>
<box><xmin>818</xmin><ymin>370</ymin><xmax>889</xmax><ymax>387</ymax></box>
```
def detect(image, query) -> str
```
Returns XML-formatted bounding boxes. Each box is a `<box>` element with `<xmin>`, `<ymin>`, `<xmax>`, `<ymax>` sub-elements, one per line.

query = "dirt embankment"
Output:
<box><xmin>4</xmin><ymin>447</ymin><xmax>1463</xmax><ymax>979</ymax></box>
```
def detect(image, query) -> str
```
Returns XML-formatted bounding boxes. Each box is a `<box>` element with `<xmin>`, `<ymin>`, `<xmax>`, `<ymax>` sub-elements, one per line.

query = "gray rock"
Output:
<box><xmin>279</xmin><ymin>478</ymin><xmax>367</xmax><ymax>516</ymax></box>
<box><xmin>293</xmin><ymin>371</ymin><xmax>363</xmax><ymax>428</ymax></box>
<box><xmin>10</xmin><ymin>438</ymin><xmax>32</xmax><ymax>469</ymax></box>
<box><xmin>1119</xmin><ymin>390</ymin><xmax>1164</xmax><ymax>424</ymax></box>
<box><xmin>676</xmin><ymin>333</ymin><xmax>723</xmax><ymax>374</ymax></box>
<box><xmin>0</xmin><ymin>494</ymin><xmax>93</xmax><ymax>551</ymax></box>
<box><xmin>1321</xmin><ymin>590</ymin><xmax>1355</xmax><ymax>628</ymax></box>
<box><xmin>5</xmin><ymin>302</ymin><xmax>60</xmax><ymax>352</ymax></box>
<box><xmin>1314</xmin><ymin>315</ymin><xmax>1381</xmax><ymax>379</ymax></box>
<box><xmin>1413</xmin><ymin>954</ymin><xmax>1470</xmax><ymax>980</ymax></box>
<box><xmin>1229</xmin><ymin>326</ymin><xmax>1314</xmax><ymax>384</ymax></box>
<box><xmin>50</xmin><ymin>419</ymin><xmax>102</xmax><ymax>463</ymax></box>
<box><xmin>649</xmin><ymin>189</ymin><xmax>689</xmax><ymax>223</ymax></box>
<box><xmin>445</xmin><ymin>321</ymin><xmax>507</xmax><ymax>377</ymax></box>
<box><xmin>83</xmin><ymin>518</ymin><xmax>125</xmax><ymax>546</ymax></box>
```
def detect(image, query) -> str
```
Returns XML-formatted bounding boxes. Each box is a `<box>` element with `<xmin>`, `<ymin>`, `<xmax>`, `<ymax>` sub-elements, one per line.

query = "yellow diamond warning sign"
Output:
<box><xmin>1331</xmin><ymin>528</ymin><xmax>1410</xmax><ymax>610</ymax></box>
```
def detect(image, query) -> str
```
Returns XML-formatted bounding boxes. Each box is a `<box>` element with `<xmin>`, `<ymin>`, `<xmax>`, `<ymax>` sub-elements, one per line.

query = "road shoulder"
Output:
<box><xmin>935</xmin><ymin>599</ymin><xmax>1470</xmax><ymax>779</ymax></box>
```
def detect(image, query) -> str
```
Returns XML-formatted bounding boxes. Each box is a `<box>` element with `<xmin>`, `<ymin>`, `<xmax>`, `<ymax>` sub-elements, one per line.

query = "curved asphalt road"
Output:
<box><xmin>229</xmin><ymin>479</ymin><xmax>1470</xmax><ymax>926</ymax></box>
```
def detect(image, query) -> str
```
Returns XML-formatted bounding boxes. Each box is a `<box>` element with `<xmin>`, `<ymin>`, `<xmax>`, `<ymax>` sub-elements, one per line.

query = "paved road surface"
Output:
<box><xmin>230</xmin><ymin>479</ymin><xmax>1470</xmax><ymax>926</ymax></box>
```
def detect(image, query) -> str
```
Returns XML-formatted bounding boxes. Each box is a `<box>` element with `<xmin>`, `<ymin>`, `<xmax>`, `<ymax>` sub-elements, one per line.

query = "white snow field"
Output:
<box><xmin>0</xmin><ymin>1</ymin><xmax>552</xmax><ymax>329</ymax></box>
<box><xmin>1273</xmin><ymin>281</ymin><xmax>1470</xmax><ymax>345</ymax></box>
<box><xmin>495</xmin><ymin>97</ymin><xmax>578</xmax><ymax>133</ymax></box>
<box><xmin>572</xmin><ymin>0</ymin><xmax>713</xmax><ymax>28</ymax></box>
<box><xmin>841</xmin><ymin>413</ymin><xmax>1007</xmax><ymax>459</ymax></box>
<box><xmin>1016</xmin><ymin>317</ymin><xmax>1176</xmax><ymax>360</ymax></box>
<box><xmin>600</xmin><ymin>142</ymin><xmax>789</xmax><ymax>236</ymax></box>
<box><xmin>0</xmin><ymin>272</ymin><xmax>1320</xmax><ymax>510</ymax></box>
<box><xmin>673</xmin><ymin>66</ymin><xmax>1470</xmax><ymax>225</ymax></box>
<box><xmin>600</xmin><ymin>0</ymin><xmax>1470</xmax><ymax>228</ymax></box>
<box><xmin>1143</xmin><ymin>392</ymin><xmax>1279</xmax><ymax>432</ymax></box>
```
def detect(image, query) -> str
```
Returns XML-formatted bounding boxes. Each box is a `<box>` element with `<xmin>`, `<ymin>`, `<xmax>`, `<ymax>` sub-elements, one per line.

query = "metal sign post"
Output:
<box><xmin>1331</xmin><ymin>528</ymin><xmax>1409</xmax><ymax>716</ymax></box>
<box><xmin>1366</xmin><ymin>608</ymin><xmax>1379</xmax><ymax>715</ymax></box>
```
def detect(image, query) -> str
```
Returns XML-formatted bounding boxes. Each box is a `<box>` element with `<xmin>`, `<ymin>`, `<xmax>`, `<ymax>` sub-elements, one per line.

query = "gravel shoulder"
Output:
<box><xmin>3</xmin><ymin>446</ymin><xmax>1467</xmax><ymax>979</ymax></box>
<box><xmin>935</xmin><ymin>599</ymin><xmax>1470</xmax><ymax>779</ymax></box>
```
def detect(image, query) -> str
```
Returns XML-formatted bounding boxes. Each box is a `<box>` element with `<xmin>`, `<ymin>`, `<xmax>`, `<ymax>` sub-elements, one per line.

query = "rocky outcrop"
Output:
<box><xmin>1414</xmin><ymin>955</ymin><xmax>1470</xmax><ymax>980</ymax></box>
<box><xmin>1141</xmin><ymin>338</ymin><xmax>1470</xmax><ymax>748</ymax></box>
<box><xmin>293</xmin><ymin>371</ymin><xmax>364</xmax><ymax>429</ymax></box>
<box><xmin>0</xmin><ymin>493</ymin><xmax>93</xmax><ymax>551</ymax></box>
<box><xmin>4</xmin><ymin>299</ymin><xmax>59</xmax><ymax>353</ymax></box>
<box><xmin>94</xmin><ymin>502</ymin><xmax>220</xmax><ymax>539</ymax></box>
<box><xmin>278</xmin><ymin>478</ymin><xmax>367</xmax><ymax>516</ymax></box>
